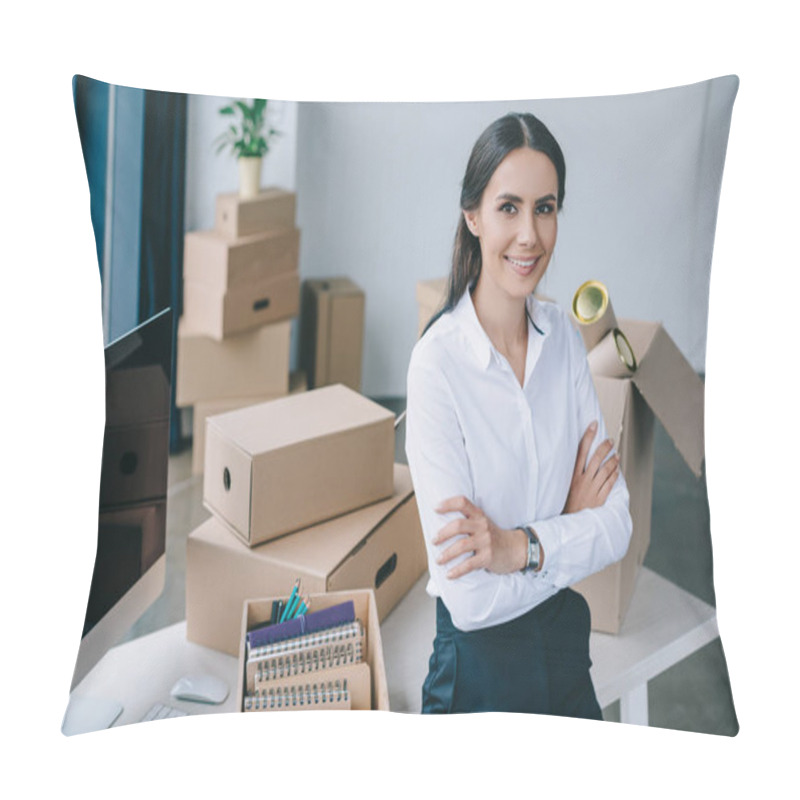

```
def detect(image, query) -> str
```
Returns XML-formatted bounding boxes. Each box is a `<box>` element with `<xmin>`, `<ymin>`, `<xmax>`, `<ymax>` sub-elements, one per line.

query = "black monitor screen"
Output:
<box><xmin>81</xmin><ymin>309</ymin><xmax>172</xmax><ymax>638</ymax></box>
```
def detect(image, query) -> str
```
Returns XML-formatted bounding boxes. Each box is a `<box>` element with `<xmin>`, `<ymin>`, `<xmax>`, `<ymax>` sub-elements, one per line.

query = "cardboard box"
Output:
<box><xmin>215</xmin><ymin>188</ymin><xmax>296</xmax><ymax>239</ymax></box>
<box><xmin>416</xmin><ymin>277</ymin><xmax>448</xmax><ymax>338</ymax></box>
<box><xmin>191</xmin><ymin>371</ymin><xmax>308</xmax><ymax>475</ymax></box>
<box><xmin>203</xmin><ymin>384</ymin><xmax>396</xmax><ymax>546</ymax></box>
<box><xmin>299</xmin><ymin>277</ymin><xmax>365</xmax><ymax>390</ymax></box>
<box><xmin>183</xmin><ymin>228</ymin><xmax>300</xmax><ymax>292</ymax></box>
<box><xmin>176</xmin><ymin>318</ymin><xmax>291</xmax><ymax>407</ymax></box>
<box><xmin>572</xmin><ymin>317</ymin><xmax>705</xmax><ymax>633</ymax></box>
<box><xmin>187</xmin><ymin>463</ymin><xmax>426</xmax><ymax>657</ymax></box>
<box><xmin>236</xmin><ymin>589</ymin><xmax>390</xmax><ymax>711</ymax></box>
<box><xmin>182</xmin><ymin>270</ymin><xmax>300</xmax><ymax>341</ymax></box>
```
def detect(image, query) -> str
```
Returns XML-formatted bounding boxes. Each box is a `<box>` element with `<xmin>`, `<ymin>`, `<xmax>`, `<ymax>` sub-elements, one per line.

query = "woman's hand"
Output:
<box><xmin>433</xmin><ymin>496</ymin><xmax>528</xmax><ymax>579</ymax></box>
<box><xmin>563</xmin><ymin>421</ymin><xmax>620</xmax><ymax>514</ymax></box>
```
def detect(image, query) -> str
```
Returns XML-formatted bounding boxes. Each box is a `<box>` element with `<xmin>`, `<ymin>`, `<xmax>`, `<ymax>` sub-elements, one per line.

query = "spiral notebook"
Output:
<box><xmin>242</xmin><ymin>601</ymin><xmax>370</xmax><ymax>712</ymax></box>
<box><xmin>245</xmin><ymin>662</ymin><xmax>372</xmax><ymax>711</ymax></box>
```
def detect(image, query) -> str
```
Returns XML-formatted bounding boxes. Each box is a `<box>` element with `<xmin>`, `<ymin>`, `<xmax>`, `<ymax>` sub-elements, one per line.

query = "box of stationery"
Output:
<box><xmin>203</xmin><ymin>384</ymin><xmax>395</xmax><ymax>546</ymax></box>
<box><xmin>235</xmin><ymin>589</ymin><xmax>390</xmax><ymax>712</ymax></box>
<box><xmin>187</xmin><ymin>463</ymin><xmax>426</xmax><ymax>656</ymax></box>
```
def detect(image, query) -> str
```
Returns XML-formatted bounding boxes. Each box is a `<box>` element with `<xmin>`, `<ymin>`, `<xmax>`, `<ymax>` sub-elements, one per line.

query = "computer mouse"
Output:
<box><xmin>170</xmin><ymin>673</ymin><xmax>229</xmax><ymax>704</ymax></box>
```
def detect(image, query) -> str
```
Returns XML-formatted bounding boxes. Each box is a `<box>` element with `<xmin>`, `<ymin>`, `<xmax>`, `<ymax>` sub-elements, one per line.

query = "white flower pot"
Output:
<box><xmin>238</xmin><ymin>156</ymin><xmax>263</xmax><ymax>199</ymax></box>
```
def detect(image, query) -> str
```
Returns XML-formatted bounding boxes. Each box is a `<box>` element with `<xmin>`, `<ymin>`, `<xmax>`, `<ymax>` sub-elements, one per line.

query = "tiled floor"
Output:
<box><xmin>126</xmin><ymin>396</ymin><xmax>739</xmax><ymax>735</ymax></box>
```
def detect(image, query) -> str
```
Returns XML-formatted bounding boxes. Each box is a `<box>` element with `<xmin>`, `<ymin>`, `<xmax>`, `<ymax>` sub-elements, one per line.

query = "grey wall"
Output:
<box><xmin>183</xmin><ymin>78</ymin><xmax>736</xmax><ymax>397</ymax></box>
<box><xmin>295</xmin><ymin>77</ymin><xmax>736</xmax><ymax>396</ymax></box>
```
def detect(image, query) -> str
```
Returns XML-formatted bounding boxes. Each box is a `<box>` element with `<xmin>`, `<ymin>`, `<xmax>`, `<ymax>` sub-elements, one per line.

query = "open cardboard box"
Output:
<box><xmin>572</xmin><ymin>317</ymin><xmax>705</xmax><ymax>633</ymax></box>
<box><xmin>188</xmin><ymin>463</ymin><xmax>426</xmax><ymax>656</ymax></box>
<box><xmin>203</xmin><ymin>384</ymin><xmax>396</xmax><ymax>546</ymax></box>
<box><xmin>235</xmin><ymin>588</ymin><xmax>390</xmax><ymax>711</ymax></box>
<box><xmin>175</xmin><ymin>318</ymin><xmax>291</xmax><ymax>407</ymax></box>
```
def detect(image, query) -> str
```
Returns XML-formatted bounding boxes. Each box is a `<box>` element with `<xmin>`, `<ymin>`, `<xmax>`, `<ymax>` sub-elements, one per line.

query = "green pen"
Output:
<box><xmin>280</xmin><ymin>579</ymin><xmax>300</xmax><ymax>623</ymax></box>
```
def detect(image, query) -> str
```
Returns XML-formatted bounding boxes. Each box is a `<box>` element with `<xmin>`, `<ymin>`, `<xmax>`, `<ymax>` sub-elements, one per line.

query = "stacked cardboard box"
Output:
<box><xmin>186</xmin><ymin>383</ymin><xmax>429</xmax><ymax>659</ymax></box>
<box><xmin>176</xmin><ymin>188</ymin><xmax>304</xmax><ymax>473</ymax></box>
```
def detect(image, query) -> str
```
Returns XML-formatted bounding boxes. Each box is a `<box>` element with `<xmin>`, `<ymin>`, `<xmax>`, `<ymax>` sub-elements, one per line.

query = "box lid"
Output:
<box><xmin>306</xmin><ymin>277</ymin><xmax>364</xmax><ymax>297</ymax></box>
<box><xmin>207</xmin><ymin>383</ymin><xmax>394</xmax><ymax>456</ymax></box>
<box><xmin>193</xmin><ymin>463</ymin><xmax>414</xmax><ymax>579</ymax></box>
<box><xmin>595</xmin><ymin>318</ymin><xmax>705</xmax><ymax>478</ymax></box>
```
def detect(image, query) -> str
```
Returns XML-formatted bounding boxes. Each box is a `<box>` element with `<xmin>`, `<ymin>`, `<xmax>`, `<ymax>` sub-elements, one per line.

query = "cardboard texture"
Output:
<box><xmin>191</xmin><ymin>371</ymin><xmax>308</xmax><ymax>475</ymax></box>
<box><xmin>215</xmin><ymin>188</ymin><xmax>296</xmax><ymax>239</ymax></box>
<box><xmin>182</xmin><ymin>270</ymin><xmax>300</xmax><ymax>341</ymax></box>
<box><xmin>203</xmin><ymin>384</ymin><xmax>396</xmax><ymax>546</ymax></box>
<box><xmin>183</xmin><ymin>228</ymin><xmax>300</xmax><ymax>292</ymax></box>
<box><xmin>416</xmin><ymin>277</ymin><xmax>448</xmax><ymax>338</ymax></box>
<box><xmin>236</xmin><ymin>589</ymin><xmax>390</xmax><ymax>711</ymax></box>
<box><xmin>572</xmin><ymin>316</ymin><xmax>705</xmax><ymax>633</ymax></box>
<box><xmin>175</xmin><ymin>318</ymin><xmax>291</xmax><ymax>407</ymax></box>
<box><xmin>299</xmin><ymin>278</ymin><xmax>365</xmax><ymax>391</ymax></box>
<box><xmin>187</xmin><ymin>464</ymin><xmax>426</xmax><ymax>656</ymax></box>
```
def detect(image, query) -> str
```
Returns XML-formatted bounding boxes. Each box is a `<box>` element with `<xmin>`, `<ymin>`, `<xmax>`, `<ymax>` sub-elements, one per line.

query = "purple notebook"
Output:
<box><xmin>246</xmin><ymin>600</ymin><xmax>356</xmax><ymax>649</ymax></box>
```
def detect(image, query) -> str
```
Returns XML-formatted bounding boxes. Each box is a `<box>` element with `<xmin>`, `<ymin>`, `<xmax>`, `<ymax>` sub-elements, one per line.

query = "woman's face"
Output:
<box><xmin>464</xmin><ymin>147</ymin><xmax>559</xmax><ymax>302</ymax></box>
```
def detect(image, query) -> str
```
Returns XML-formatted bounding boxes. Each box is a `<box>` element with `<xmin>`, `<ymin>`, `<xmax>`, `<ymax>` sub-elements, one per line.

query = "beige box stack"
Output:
<box><xmin>176</xmin><ymin>188</ymin><xmax>305</xmax><ymax>473</ymax></box>
<box><xmin>186</xmin><ymin>383</ymin><xmax>429</xmax><ymax>661</ymax></box>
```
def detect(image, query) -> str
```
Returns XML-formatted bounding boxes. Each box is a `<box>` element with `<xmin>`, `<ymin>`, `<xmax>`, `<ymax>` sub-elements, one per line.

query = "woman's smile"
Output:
<box><xmin>464</xmin><ymin>147</ymin><xmax>559</xmax><ymax>302</ymax></box>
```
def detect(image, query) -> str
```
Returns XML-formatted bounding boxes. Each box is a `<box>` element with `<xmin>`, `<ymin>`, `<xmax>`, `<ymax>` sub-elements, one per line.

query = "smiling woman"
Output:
<box><xmin>405</xmin><ymin>112</ymin><xmax>631</xmax><ymax>717</ymax></box>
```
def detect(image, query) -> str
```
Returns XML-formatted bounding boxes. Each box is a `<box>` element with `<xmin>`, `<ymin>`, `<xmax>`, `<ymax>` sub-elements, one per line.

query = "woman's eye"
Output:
<box><xmin>536</xmin><ymin>203</ymin><xmax>555</xmax><ymax>215</ymax></box>
<box><xmin>499</xmin><ymin>202</ymin><xmax>517</xmax><ymax>214</ymax></box>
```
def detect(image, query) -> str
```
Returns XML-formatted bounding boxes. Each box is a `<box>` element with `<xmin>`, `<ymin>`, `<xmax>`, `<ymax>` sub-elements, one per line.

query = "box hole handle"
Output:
<box><xmin>120</xmin><ymin>451</ymin><xmax>138</xmax><ymax>475</ymax></box>
<box><xmin>253</xmin><ymin>297</ymin><xmax>271</xmax><ymax>312</ymax></box>
<box><xmin>375</xmin><ymin>553</ymin><xmax>397</xmax><ymax>589</ymax></box>
<box><xmin>223</xmin><ymin>467</ymin><xmax>231</xmax><ymax>492</ymax></box>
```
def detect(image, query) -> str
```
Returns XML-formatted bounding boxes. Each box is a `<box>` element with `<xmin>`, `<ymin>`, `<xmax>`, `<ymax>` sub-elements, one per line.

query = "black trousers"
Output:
<box><xmin>421</xmin><ymin>588</ymin><xmax>602</xmax><ymax>719</ymax></box>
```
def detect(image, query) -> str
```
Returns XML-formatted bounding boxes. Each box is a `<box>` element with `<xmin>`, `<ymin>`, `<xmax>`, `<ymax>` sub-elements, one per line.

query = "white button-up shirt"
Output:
<box><xmin>405</xmin><ymin>289</ymin><xmax>632</xmax><ymax>632</ymax></box>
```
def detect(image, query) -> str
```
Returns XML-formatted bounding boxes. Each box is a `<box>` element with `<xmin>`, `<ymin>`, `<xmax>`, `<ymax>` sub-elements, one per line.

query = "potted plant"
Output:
<box><xmin>214</xmin><ymin>98</ymin><xmax>280</xmax><ymax>199</ymax></box>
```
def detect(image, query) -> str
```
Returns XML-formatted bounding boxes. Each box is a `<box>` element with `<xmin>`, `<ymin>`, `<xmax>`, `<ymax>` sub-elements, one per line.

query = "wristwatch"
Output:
<box><xmin>518</xmin><ymin>526</ymin><xmax>541</xmax><ymax>573</ymax></box>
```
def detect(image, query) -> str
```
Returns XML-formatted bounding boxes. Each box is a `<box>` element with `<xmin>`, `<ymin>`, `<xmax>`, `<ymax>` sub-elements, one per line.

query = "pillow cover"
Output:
<box><xmin>65</xmin><ymin>74</ymin><xmax>738</xmax><ymax>736</ymax></box>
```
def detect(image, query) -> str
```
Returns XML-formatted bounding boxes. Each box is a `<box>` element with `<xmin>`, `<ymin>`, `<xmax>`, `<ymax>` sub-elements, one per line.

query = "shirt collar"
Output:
<box><xmin>451</xmin><ymin>288</ymin><xmax>548</xmax><ymax>372</ymax></box>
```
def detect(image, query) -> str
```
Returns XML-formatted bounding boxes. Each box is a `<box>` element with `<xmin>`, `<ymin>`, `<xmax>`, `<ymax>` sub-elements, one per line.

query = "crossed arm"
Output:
<box><xmin>434</xmin><ymin>421</ymin><xmax>621</xmax><ymax>579</ymax></box>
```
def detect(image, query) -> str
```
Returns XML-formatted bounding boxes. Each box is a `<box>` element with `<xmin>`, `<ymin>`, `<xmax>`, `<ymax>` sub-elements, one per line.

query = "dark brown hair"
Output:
<box><xmin>422</xmin><ymin>112</ymin><xmax>566</xmax><ymax>336</ymax></box>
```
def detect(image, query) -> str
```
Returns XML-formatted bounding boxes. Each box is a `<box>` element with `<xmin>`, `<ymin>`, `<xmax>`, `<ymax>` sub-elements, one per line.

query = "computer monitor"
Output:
<box><xmin>62</xmin><ymin>308</ymin><xmax>173</xmax><ymax>735</ymax></box>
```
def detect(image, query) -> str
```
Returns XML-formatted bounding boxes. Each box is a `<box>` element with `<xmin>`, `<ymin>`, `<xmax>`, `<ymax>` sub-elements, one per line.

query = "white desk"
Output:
<box><xmin>69</xmin><ymin>567</ymin><xmax>717</xmax><ymax>729</ymax></box>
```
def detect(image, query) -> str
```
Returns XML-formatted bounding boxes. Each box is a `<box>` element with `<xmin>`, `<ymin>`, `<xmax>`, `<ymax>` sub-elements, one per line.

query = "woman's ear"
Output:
<box><xmin>463</xmin><ymin>209</ymin><xmax>480</xmax><ymax>238</ymax></box>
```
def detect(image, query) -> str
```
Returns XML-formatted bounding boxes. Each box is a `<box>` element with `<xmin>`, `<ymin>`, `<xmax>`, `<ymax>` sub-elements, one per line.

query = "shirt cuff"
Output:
<box><xmin>527</xmin><ymin>517</ymin><xmax>563</xmax><ymax>585</ymax></box>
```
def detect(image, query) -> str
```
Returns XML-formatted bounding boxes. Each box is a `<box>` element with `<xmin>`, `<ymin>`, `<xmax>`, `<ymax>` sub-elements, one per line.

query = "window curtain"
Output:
<box><xmin>139</xmin><ymin>89</ymin><xmax>187</xmax><ymax>453</ymax></box>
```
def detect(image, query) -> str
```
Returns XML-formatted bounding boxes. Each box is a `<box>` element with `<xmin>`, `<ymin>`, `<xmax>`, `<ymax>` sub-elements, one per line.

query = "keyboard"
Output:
<box><xmin>139</xmin><ymin>702</ymin><xmax>189</xmax><ymax>722</ymax></box>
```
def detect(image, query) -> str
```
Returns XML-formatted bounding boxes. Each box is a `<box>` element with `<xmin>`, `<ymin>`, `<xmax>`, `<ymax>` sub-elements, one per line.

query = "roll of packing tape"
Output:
<box><xmin>587</xmin><ymin>327</ymin><xmax>638</xmax><ymax>377</ymax></box>
<box><xmin>572</xmin><ymin>280</ymin><xmax>618</xmax><ymax>352</ymax></box>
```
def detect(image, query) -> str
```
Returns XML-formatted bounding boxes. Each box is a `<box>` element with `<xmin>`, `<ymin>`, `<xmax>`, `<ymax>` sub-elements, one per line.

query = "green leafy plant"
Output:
<box><xmin>214</xmin><ymin>98</ymin><xmax>280</xmax><ymax>158</ymax></box>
